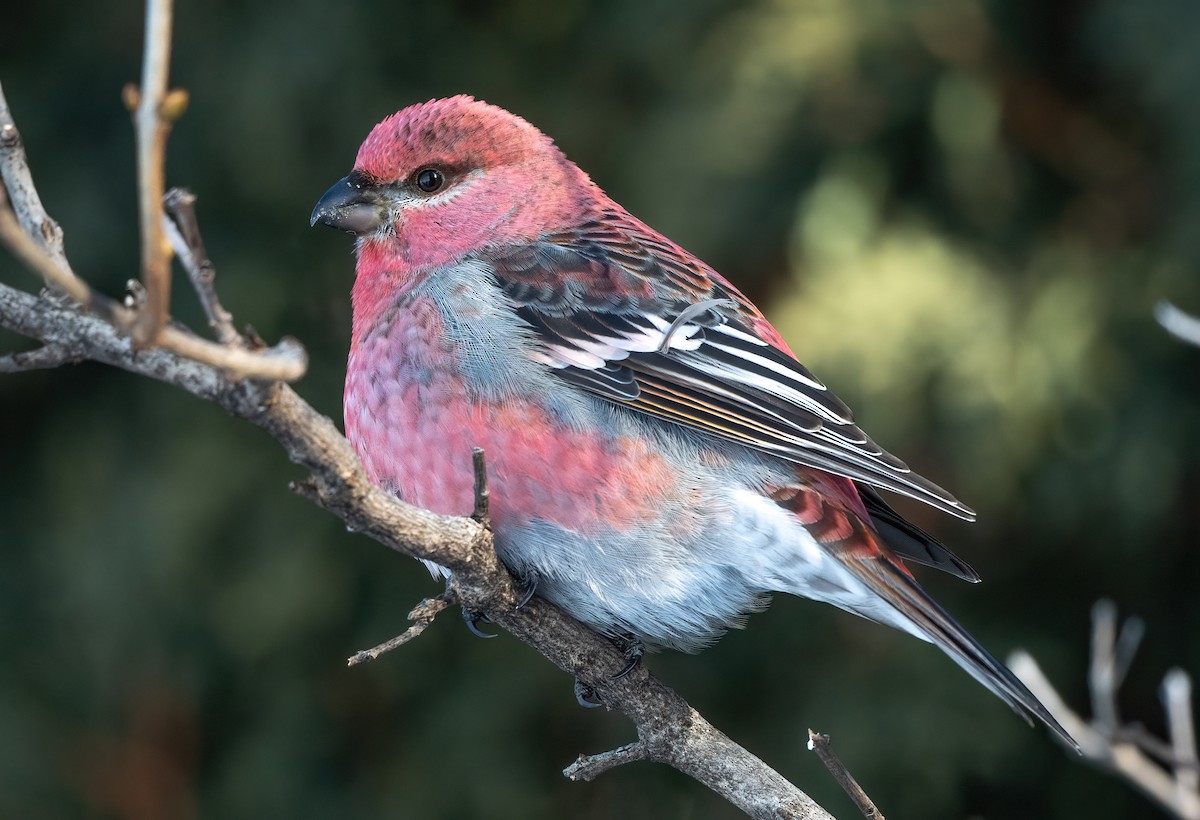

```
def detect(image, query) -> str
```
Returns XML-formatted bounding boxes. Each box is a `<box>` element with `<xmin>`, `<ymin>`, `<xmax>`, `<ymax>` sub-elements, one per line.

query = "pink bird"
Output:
<box><xmin>312</xmin><ymin>95</ymin><xmax>1073</xmax><ymax>746</ymax></box>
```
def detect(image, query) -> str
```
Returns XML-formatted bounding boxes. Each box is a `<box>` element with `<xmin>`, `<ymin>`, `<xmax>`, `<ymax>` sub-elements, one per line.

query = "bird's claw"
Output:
<box><xmin>514</xmin><ymin>568</ymin><xmax>539</xmax><ymax>609</ymax></box>
<box><xmin>611</xmin><ymin>633</ymin><xmax>645</xmax><ymax>679</ymax></box>
<box><xmin>574</xmin><ymin>679</ymin><xmax>603</xmax><ymax>708</ymax></box>
<box><xmin>461</xmin><ymin>607</ymin><xmax>496</xmax><ymax>639</ymax></box>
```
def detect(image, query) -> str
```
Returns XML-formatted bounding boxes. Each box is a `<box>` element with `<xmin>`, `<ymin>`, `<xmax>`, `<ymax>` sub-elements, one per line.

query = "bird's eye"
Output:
<box><xmin>415</xmin><ymin>168</ymin><xmax>445</xmax><ymax>193</ymax></box>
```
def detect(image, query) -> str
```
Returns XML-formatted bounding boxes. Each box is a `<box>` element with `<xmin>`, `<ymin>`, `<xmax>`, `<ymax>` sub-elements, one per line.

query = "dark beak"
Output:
<box><xmin>310</xmin><ymin>171</ymin><xmax>387</xmax><ymax>236</ymax></box>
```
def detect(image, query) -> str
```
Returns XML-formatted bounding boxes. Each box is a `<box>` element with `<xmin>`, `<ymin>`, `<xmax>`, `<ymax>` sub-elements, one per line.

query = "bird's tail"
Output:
<box><xmin>769</xmin><ymin>480</ymin><xmax>1078</xmax><ymax>750</ymax></box>
<box><xmin>838</xmin><ymin>546</ymin><xmax>1079</xmax><ymax>751</ymax></box>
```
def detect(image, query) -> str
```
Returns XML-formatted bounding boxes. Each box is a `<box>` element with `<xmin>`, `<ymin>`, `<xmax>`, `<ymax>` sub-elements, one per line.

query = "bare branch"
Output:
<box><xmin>564</xmin><ymin>741</ymin><xmax>651</xmax><ymax>781</ymax></box>
<box><xmin>128</xmin><ymin>0</ymin><xmax>178</xmax><ymax>345</ymax></box>
<box><xmin>0</xmin><ymin>188</ymin><xmax>95</xmax><ymax>310</ymax></box>
<box><xmin>1</xmin><ymin>90</ymin><xmax>306</xmax><ymax>382</ymax></box>
<box><xmin>1119</xmin><ymin>724</ymin><xmax>1185</xmax><ymax>768</ymax></box>
<box><xmin>154</xmin><ymin>327</ymin><xmax>307</xmax><ymax>381</ymax></box>
<box><xmin>1165</xmin><ymin>670</ymin><xmax>1200</xmax><ymax>819</ymax></box>
<box><xmin>347</xmin><ymin>593</ymin><xmax>454</xmax><ymax>666</ymax></box>
<box><xmin>1113</xmin><ymin>613</ymin><xmax>1146</xmax><ymax>689</ymax></box>
<box><xmin>0</xmin><ymin>342</ymin><xmax>81</xmax><ymax>372</ymax></box>
<box><xmin>0</xmin><ymin>88</ymin><xmax>67</xmax><ymax>271</ymax></box>
<box><xmin>0</xmin><ymin>196</ymin><xmax>305</xmax><ymax>379</ymax></box>
<box><xmin>1157</xmin><ymin>301</ymin><xmax>1200</xmax><ymax>348</ymax></box>
<box><xmin>1010</xmin><ymin>602</ymin><xmax>1200</xmax><ymax>820</ymax></box>
<box><xmin>0</xmin><ymin>199</ymin><xmax>307</xmax><ymax>379</ymax></box>
<box><xmin>163</xmin><ymin>187</ymin><xmax>239</xmax><ymax>344</ymax></box>
<box><xmin>0</xmin><ymin>109</ymin><xmax>118</xmax><ymax>320</ymax></box>
<box><xmin>1090</xmin><ymin>599</ymin><xmax>1122</xmax><ymax>731</ymax></box>
<box><xmin>808</xmin><ymin>730</ymin><xmax>885</xmax><ymax>820</ymax></box>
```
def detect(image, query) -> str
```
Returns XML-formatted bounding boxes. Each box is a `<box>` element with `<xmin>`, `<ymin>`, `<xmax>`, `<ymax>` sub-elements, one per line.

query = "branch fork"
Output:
<box><xmin>0</xmin><ymin>81</ymin><xmax>307</xmax><ymax>382</ymax></box>
<box><xmin>1010</xmin><ymin>600</ymin><xmax>1200</xmax><ymax>819</ymax></box>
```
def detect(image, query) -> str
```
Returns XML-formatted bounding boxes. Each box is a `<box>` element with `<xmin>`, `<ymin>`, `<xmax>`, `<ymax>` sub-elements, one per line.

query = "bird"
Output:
<box><xmin>311</xmin><ymin>95</ymin><xmax>1074</xmax><ymax>747</ymax></box>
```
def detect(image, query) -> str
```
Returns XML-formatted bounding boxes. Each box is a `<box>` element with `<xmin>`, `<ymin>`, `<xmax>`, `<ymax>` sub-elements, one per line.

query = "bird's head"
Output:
<box><xmin>311</xmin><ymin>96</ymin><xmax>593</xmax><ymax>272</ymax></box>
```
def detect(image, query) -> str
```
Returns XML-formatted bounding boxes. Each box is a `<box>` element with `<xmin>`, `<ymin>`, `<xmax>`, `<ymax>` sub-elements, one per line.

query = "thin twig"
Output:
<box><xmin>0</xmin><ymin>343</ymin><xmax>81</xmax><ymax>372</ymax></box>
<box><xmin>472</xmin><ymin>446</ymin><xmax>490</xmax><ymax>527</ymax></box>
<box><xmin>1165</xmin><ymin>670</ymin><xmax>1200</xmax><ymax>818</ymax></box>
<box><xmin>0</xmin><ymin>88</ymin><xmax>67</xmax><ymax>272</ymax></box>
<box><xmin>564</xmin><ymin>741</ymin><xmax>651</xmax><ymax>781</ymax></box>
<box><xmin>0</xmin><ymin>249</ymin><xmax>300</xmax><ymax>384</ymax></box>
<box><xmin>1</xmin><ymin>195</ymin><xmax>306</xmax><ymax>379</ymax></box>
<box><xmin>1113</xmin><ymin>614</ymin><xmax>1146</xmax><ymax>689</ymax></box>
<box><xmin>129</xmin><ymin>0</ymin><xmax>177</xmax><ymax>346</ymax></box>
<box><xmin>1119</xmin><ymin>724</ymin><xmax>1188</xmax><ymax>769</ymax></box>
<box><xmin>808</xmin><ymin>730</ymin><xmax>885</xmax><ymax>819</ymax></box>
<box><xmin>154</xmin><ymin>329</ymin><xmax>307</xmax><ymax>380</ymax></box>
<box><xmin>1090</xmin><ymin>599</ymin><xmax>1121</xmax><ymax>732</ymax></box>
<box><xmin>163</xmin><ymin>187</ymin><xmax>240</xmax><ymax>344</ymax></box>
<box><xmin>0</xmin><ymin>123</ymin><xmax>118</xmax><ymax>322</ymax></box>
<box><xmin>1157</xmin><ymin>301</ymin><xmax>1200</xmax><ymax>348</ymax></box>
<box><xmin>1</xmin><ymin>200</ymin><xmax>305</xmax><ymax>377</ymax></box>
<box><xmin>347</xmin><ymin>593</ymin><xmax>454</xmax><ymax>666</ymax></box>
<box><xmin>0</xmin><ymin>190</ymin><xmax>116</xmax><ymax>319</ymax></box>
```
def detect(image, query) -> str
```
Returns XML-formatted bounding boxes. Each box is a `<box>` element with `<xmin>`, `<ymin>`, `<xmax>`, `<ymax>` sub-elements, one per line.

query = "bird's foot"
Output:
<box><xmin>461</xmin><ymin>607</ymin><xmax>496</xmax><ymax>639</ymax></box>
<box><xmin>513</xmin><ymin>568</ymin><xmax>539</xmax><ymax>610</ymax></box>
<box><xmin>574</xmin><ymin>679</ymin><xmax>603</xmax><ymax>708</ymax></box>
<box><xmin>610</xmin><ymin>633</ymin><xmax>645</xmax><ymax>679</ymax></box>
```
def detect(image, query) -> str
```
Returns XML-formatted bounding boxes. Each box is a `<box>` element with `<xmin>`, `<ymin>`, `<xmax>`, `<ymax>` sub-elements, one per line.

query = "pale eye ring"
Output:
<box><xmin>415</xmin><ymin>168</ymin><xmax>444</xmax><ymax>193</ymax></box>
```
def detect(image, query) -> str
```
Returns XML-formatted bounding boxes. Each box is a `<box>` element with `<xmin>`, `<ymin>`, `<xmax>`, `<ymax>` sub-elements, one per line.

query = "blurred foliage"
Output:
<box><xmin>2</xmin><ymin>1</ymin><xmax>1199</xmax><ymax>818</ymax></box>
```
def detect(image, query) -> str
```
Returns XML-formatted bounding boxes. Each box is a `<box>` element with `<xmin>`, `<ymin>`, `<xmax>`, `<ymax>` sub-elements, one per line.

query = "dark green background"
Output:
<box><xmin>3</xmin><ymin>1</ymin><xmax>1198</xmax><ymax>817</ymax></box>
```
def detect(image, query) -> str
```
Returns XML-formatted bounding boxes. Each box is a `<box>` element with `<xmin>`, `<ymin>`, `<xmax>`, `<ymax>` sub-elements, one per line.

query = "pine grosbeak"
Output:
<box><xmin>312</xmin><ymin>96</ymin><xmax>1072</xmax><ymax>746</ymax></box>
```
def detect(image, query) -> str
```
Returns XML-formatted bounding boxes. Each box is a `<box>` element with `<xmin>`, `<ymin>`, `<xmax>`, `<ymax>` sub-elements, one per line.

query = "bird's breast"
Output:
<box><xmin>343</xmin><ymin>274</ymin><xmax>683</xmax><ymax>534</ymax></box>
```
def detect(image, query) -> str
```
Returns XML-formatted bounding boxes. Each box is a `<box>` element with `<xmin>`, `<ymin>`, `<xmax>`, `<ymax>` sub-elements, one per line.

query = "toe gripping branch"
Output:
<box><xmin>612</xmin><ymin>633</ymin><xmax>645</xmax><ymax>679</ymax></box>
<box><xmin>461</xmin><ymin>566</ymin><xmax>538</xmax><ymax>638</ymax></box>
<box><xmin>571</xmin><ymin>634</ymin><xmax>646</xmax><ymax>710</ymax></box>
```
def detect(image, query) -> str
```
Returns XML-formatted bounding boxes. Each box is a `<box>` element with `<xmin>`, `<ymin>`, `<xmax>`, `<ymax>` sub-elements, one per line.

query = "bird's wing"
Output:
<box><xmin>483</xmin><ymin>209</ymin><xmax>975</xmax><ymax>521</ymax></box>
<box><xmin>856</xmin><ymin>483</ymin><xmax>979</xmax><ymax>582</ymax></box>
